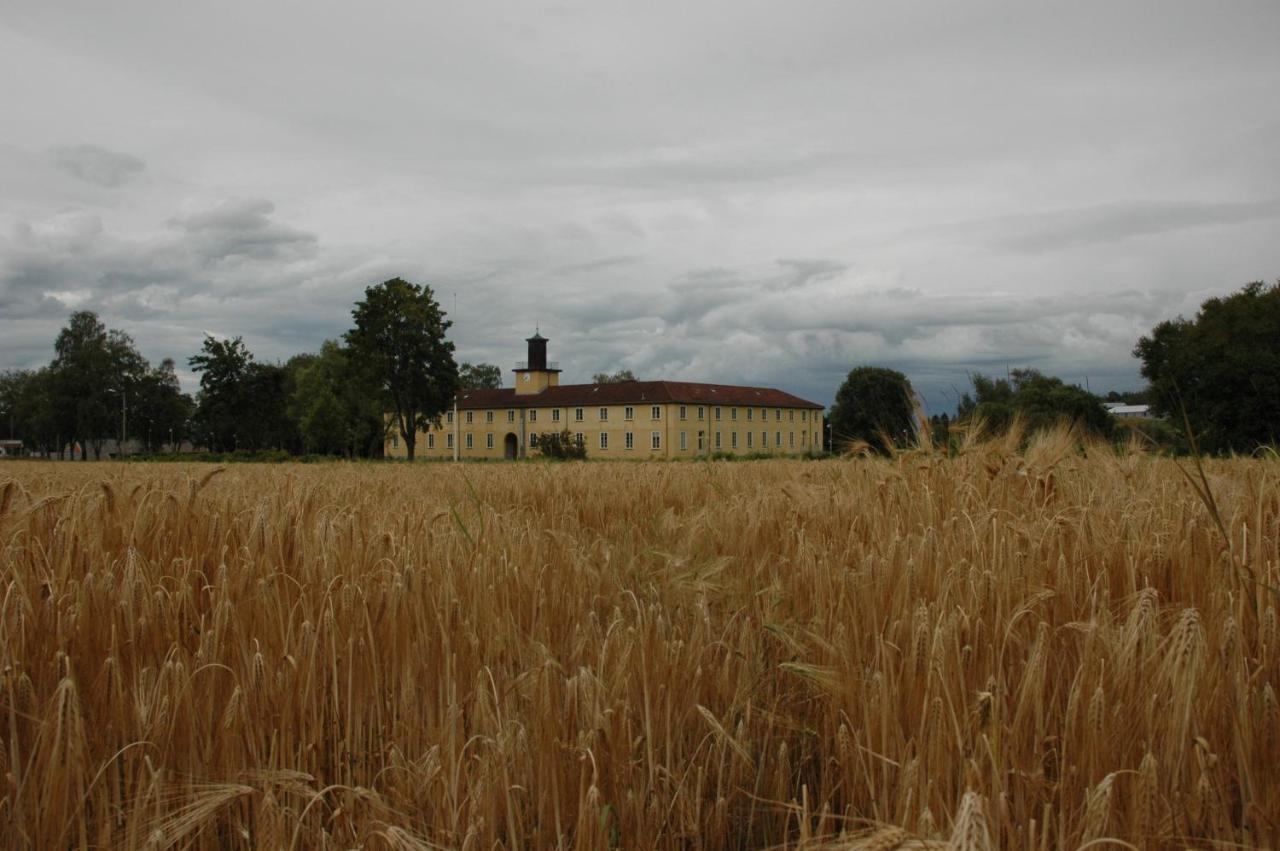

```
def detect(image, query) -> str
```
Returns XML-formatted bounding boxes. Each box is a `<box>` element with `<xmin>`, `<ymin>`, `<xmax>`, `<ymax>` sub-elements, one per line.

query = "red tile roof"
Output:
<box><xmin>454</xmin><ymin>380</ymin><xmax>822</xmax><ymax>410</ymax></box>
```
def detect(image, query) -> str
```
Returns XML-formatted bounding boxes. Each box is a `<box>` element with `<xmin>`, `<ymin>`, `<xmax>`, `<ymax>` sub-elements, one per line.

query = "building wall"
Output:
<box><xmin>384</xmin><ymin>402</ymin><xmax>824</xmax><ymax>460</ymax></box>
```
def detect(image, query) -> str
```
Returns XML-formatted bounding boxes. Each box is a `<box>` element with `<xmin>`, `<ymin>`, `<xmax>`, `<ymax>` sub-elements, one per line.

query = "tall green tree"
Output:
<box><xmin>459</xmin><ymin>362</ymin><xmax>503</xmax><ymax>389</ymax></box>
<box><xmin>290</xmin><ymin>340</ymin><xmax>384</xmax><ymax>456</ymax></box>
<box><xmin>1134</xmin><ymin>280</ymin><xmax>1280</xmax><ymax>452</ymax></box>
<box><xmin>830</xmin><ymin>366</ymin><xmax>916</xmax><ymax>454</ymax></box>
<box><xmin>345</xmin><ymin>278</ymin><xmax>458</xmax><ymax>461</ymax></box>
<box><xmin>189</xmin><ymin>336</ymin><xmax>255</xmax><ymax>452</ymax></box>
<box><xmin>956</xmin><ymin>369</ymin><xmax>1111</xmax><ymax>437</ymax></box>
<box><xmin>50</xmin><ymin>311</ymin><xmax>148</xmax><ymax>458</ymax></box>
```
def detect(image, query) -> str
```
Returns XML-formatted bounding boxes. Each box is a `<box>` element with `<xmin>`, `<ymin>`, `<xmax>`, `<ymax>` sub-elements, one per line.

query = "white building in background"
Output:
<box><xmin>1104</xmin><ymin>403</ymin><xmax>1153</xmax><ymax>419</ymax></box>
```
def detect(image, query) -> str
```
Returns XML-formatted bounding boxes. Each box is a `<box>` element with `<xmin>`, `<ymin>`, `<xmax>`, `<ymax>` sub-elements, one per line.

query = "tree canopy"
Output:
<box><xmin>829</xmin><ymin>366</ymin><xmax>916</xmax><ymax>454</ymax></box>
<box><xmin>459</xmin><ymin>362</ymin><xmax>503</xmax><ymax>389</ymax></box>
<box><xmin>592</xmin><ymin>369</ymin><xmax>636</xmax><ymax>384</ymax></box>
<box><xmin>956</xmin><ymin>369</ymin><xmax>1111</xmax><ymax>437</ymax></box>
<box><xmin>1134</xmin><ymin>280</ymin><xmax>1280</xmax><ymax>453</ymax></box>
<box><xmin>345</xmin><ymin>278</ymin><xmax>459</xmax><ymax>460</ymax></box>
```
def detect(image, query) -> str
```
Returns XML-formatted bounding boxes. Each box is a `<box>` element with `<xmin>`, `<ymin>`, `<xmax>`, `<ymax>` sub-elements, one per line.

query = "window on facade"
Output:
<box><xmin>789</xmin><ymin>410</ymin><xmax>795</xmax><ymax>422</ymax></box>
<box><xmin>599</xmin><ymin>407</ymin><xmax>608</xmax><ymax>421</ymax></box>
<box><xmin>731</xmin><ymin>407</ymin><xmax>737</xmax><ymax>420</ymax></box>
<box><xmin>747</xmin><ymin>431</ymin><xmax>754</xmax><ymax>449</ymax></box>
<box><xmin>802</xmin><ymin>410</ymin><xmax>808</xmax><ymax>422</ymax></box>
<box><xmin>715</xmin><ymin>406</ymin><xmax>722</xmax><ymax>421</ymax></box>
<box><xmin>599</xmin><ymin>432</ymin><xmax>608</xmax><ymax>449</ymax></box>
<box><xmin>747</xmin><ymin>408</ymin><xmax>753</xmax><ymax>421</ymax></box>
<box><xmin>761</xmin><ymin>431</ymin><xmax>768</xmax><ymax>448</ymax></box>
<box><xmin>446</xmin><ymin>411</ymin><xmax>454</xmax><ymax>424</ymax></box>
<box><xmin>625</xmin><ymin>431</ymin><xmax>634</xmax><ymax>450</ymax></box>
<box><xmin>651</xmin><ymin>431</ymin><xmax>661</xmax><ymax>450</ymax></box>
<box><xmin>698</xmin><ymin>432</ymin><xmax>705</xmax><ymax>450</ymax></box>
<box><xmin>760</xmin><ymin>407</ymin><xmax>766</xmax><ymax>421</ymax></box>
<box><xmin>715</xmin><ymin>431</ymin><xmax>722</xmax><ymax>449</ymax></box>
<box><xmin>624</xmin><ymin>406</ymin><xmax>634</xmax><ymax>420</ymax></box>
<box><xmin>427</xmin><ymin>434</ymin><xmax>435</xmax><ymax>449</ymax></box>
<box><xmin>486</xmin><ymin>433</ymin><xmax>494</xmax><ymax>449</ymax></box>
<box><xmin>465</xmin><ymin>434</ymin><xmax>473</xmax><ymax>449</ymax></box>
<box><xmin>697</xmin><ymin>406</ymin><xmax>705</xmax><ymax>420</ymax></box>
<box><xmin>731</xmin><ymin>431</ymin><xmax>738</xmax><ymax>449</ymax></box>
<box><xmin>575</xmin><ymin>433</ymin><xmax>584</xmax><ymax>448</ymax></box>
<box><xmin>575</xmin><ymin>408</ymin><xmax>584</xmax><ymax>422</ymax></box>
<box><xmin>530</xmin><ymin>432</ymin><xmax>538</xmax><ymax>446</ymax></box>
<box><xmin>651</xmin><ymin>405</ymin><xmax>661</xmax><ymax>420</ymax></box>
<box><xmin>680</xmin><ymin>431</ymin><xmax>688</xmax><ymax>451</ymax></box>
<box><xmin>529</xmin><ymin>410</ymin><xmax>537</xmax><ymax>422</ymax></box>
<box><xmin>552</xmin><ymin>409</ymin><xmax>561</xmax><ymax>422</ymax></box>
<box><xmin>679</xmin><ymin>405</ymin><xmax>687</xmax><ymax>420</ymax></box>
<box><xmin>789</xmin><ymin>432</ymin><xmax>795</xmax><ymax>448</ymax></box>
<box><xmin>392</xmin><ymin>434</ymin><xmax>399</xmax><ymax>448</ymax></box>
<box><xmin>465</xmin><ymin>411</ymin><xmax>474</xmax><ymax>424</ymax></box>
<box><xmin>485</xmin><ymin>411</ymin><xmax>494</xmax><ymax>423</ymax></box>
<box><xmin>775</xmin><ymin>409</ymin><xmax>782</xmax><ymax>421</ymax></box>
<box><xmin>447</xmin><ymin>433</ymin><xmax>454</xmax><ymax>449</ymax></box>
<box><xmin>776</xmin><ymin>431</ymin><xmax>782</xmax><ymax>447</ymax></box>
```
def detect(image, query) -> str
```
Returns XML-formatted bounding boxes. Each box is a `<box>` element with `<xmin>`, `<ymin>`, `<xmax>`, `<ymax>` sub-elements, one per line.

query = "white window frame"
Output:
<box><xmin>730</xmin><ymin>407</ymin><xmax>737</xmax><ymax>420</ymax></box>
<box><xmin>651</xmin><ymin>405</ymin><xmax>661</xmax><ymax>420</ymax></box>
<box><xmin>715</xmin><ymin>406</ymin><xmax>722</xmax><ymax>421</ymax></box>
<box><xmin>486</xmin><ymin>433</ymin><xmax>494</xmax><ymax>449</ymax></box>
<box><xmin>447</xmin><ymin>433</ymin><xmax>454</xmax><ymax>449</ymax></box>
<box><xmin>529</xmin><ymin>410</ymin><xmax>537</xmax><ymax>422</ymax></box>
<box><xmin>679</xmin><ymin>431</ymin><xmax>688</xmax><ymax>451</ymax></box>
<box><xmin>486</xmin><ymin>411</ymin><xmax>494</xmax><ymax>424</ymax></box>
<box><xmin>465</xmin><ymin>411</ymin><xmax>474</xmax><ymax>424</ymax></box>
<box><xmin>599</xmin><ymin>407</ymin><xmax>608</xmax><ymax>421</ymax></box>
<box><xmin>552</xmin><ymin>409</ymin><xmax>561</xmax><ymax>422</ymax></box>
<box><xmin>747</xmin><ymin>431</ymin><xmax>754</xmax><ymax>449</ymax></box>
<box><xmin>625</xmin><ymin>431</ymin><xmax>634</xmax><ymax>450</ymax></box>
<box><xmin>427</xmin><ymin>433</ymin><xmax>435</xmax><ymax>449</ymax></box>
<box><xmin>507</xmin><ymin>409</ymin><xmax>515</xmax><ymax>423</ymax></box>
<box><xmin>679</xmin><ymin>405</ymin><xmax>687</xmax><ymax>420</ymax></box>
<box><xmin>530</xmin><ymin>432</ymin><xmax>539</xmax><ymax>447</ymax></box>
<box><xmin>715</xmin><ymin>431</ymin><xmax>722</xmax><ymax>449</ymax></box>
<box><xmin>465</xmin><ymin>433</ymin><xmax>473</xmax><ymax>449</ymax></box>
<box><xmin>651</xmin><ymin>431</ymin><xmax>661</xmax><ymax>450</ymax></box>
<box><xmin>599</xmin><ymin>432</ymin><xmax>608</xmax><ymax>450</ymax></box>
<box><xmin>624</xmin><ymin>406</ymin><xmax>634</xmax><ymax>421</ymax></box>
<box><xmin>575</xmin><ymin>407</ymin><xmax>584</xmax><ymax>422</ymax></box>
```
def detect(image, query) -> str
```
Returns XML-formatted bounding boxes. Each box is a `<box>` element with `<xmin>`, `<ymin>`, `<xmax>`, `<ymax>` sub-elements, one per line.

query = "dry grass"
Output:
<box><xmin>0</xmin><ymin>433</ymin><xmax>1277</xmax><ymax>849</ymax></box>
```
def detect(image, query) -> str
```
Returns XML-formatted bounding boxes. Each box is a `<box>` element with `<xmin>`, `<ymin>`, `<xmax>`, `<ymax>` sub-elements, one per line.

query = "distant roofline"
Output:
<box><xmin>453</xmin><ymin>379</ymin><xmax>823</xmax><ymax>410</ymax></box>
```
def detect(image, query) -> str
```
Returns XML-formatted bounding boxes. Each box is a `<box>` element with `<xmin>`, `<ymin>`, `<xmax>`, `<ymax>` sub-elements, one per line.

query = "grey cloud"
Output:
<box><xmin>49</xmin><ymin>144</ymin><xmax>145</xmax><ymax>187</ymax></box>
<box><xmin>168</xmin><ymin>199</ymin><xmax>318</xmax><ymax>263</ymax></box>
<box><xmin>927</xmin><ymin>199</ymin><xmax>1280</xmax><ymax>254</ymax></box>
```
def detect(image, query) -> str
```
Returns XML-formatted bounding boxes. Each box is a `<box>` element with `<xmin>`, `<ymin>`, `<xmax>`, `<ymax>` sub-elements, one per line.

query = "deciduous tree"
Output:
<box><xmin>829</xmin><ymin>366</ymin><xmax>916</xmax><ymax>454</ymax></box>
<box><xmin>345</xmin><ymin>278</ymin><xmax>458</xmax><ymax>461</ymax></box>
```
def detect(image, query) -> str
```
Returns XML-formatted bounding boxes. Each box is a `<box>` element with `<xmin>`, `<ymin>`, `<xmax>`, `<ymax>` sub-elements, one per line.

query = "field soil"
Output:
<box><xmin>0</xmin><ymin>448</ymin><xmax>1277</xmax><ymax>848</ymax></box>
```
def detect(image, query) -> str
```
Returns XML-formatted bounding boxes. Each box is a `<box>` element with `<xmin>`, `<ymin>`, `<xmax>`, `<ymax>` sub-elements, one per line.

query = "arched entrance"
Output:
<box><xmin>504</xmin><ymin>433</ymin><xmax>519</xmax><ymax>460</ymax></box>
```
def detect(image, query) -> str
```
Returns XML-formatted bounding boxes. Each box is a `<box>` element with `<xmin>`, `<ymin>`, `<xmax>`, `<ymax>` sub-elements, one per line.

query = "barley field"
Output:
<box><xmin>1</xmin><ymin>436</ymin><xmax>1277</xmax><ymax>849</ymax></box>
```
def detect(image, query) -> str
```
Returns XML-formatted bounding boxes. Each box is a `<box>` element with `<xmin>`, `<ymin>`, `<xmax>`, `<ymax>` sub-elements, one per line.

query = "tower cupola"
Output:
<box><xmin>513</xmin><ymin>329</ymin><xmax>561</xmax><ymax>395</ymax></box>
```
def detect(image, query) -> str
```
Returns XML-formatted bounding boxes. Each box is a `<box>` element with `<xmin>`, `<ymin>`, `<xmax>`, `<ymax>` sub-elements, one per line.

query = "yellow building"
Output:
<box><xmin>384</xmin><ymin>332</ymin><xmax>824</xmax><ymax>460</ymax></box>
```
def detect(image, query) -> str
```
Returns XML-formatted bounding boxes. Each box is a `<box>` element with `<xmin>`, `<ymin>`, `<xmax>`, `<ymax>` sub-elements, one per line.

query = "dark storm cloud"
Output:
<box><xmin>49</xmin><ymin>144</ymin><xmax>144</xmax><ymax>187</ymax></box>
<box><xmin>2</xmin><ymin>1</ymin><xmax>1279</xmax><ymax>407</ymax></box>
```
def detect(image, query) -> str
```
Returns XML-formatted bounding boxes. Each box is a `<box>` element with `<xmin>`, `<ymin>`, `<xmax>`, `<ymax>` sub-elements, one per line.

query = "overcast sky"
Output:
<box><xmin>2</xmin><ymin>1</ymin><xmax>1278</xmax><ymax>411</ymax></box>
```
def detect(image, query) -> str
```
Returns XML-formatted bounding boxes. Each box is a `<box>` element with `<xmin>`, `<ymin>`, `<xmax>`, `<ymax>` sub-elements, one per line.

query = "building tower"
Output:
<box><xmin>513</xmin><ymin>330</ymin><xmax>561</xmax><ymax>395</ymax></box>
